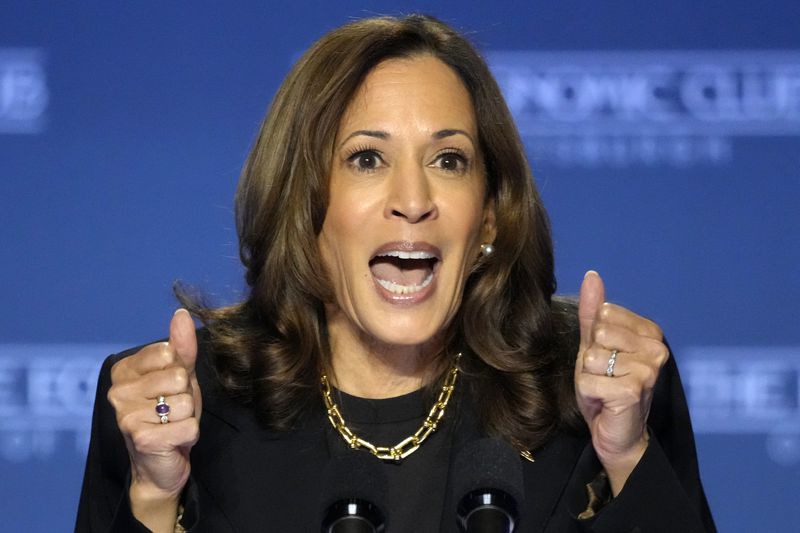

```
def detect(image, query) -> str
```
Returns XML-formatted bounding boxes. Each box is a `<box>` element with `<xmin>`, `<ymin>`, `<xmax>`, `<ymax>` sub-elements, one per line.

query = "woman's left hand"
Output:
<box><xmin>574</xmin><ymin>270</ymin><xmax>669</xmax><ymax>496</ymax></box>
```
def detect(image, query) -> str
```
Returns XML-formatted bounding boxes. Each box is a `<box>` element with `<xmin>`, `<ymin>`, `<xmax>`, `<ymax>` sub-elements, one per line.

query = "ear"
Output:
<box><xmin>481</xmin><ymin>198</ymin><xmax>497</xmax><ymax>244</ymax></box>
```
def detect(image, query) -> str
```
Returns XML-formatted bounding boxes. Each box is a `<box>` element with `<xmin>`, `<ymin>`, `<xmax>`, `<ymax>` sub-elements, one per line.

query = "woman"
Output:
<box><xmin>76</xmin><ymin>14</ymin><xmax>715</xmax><ymax>532</ymax></box>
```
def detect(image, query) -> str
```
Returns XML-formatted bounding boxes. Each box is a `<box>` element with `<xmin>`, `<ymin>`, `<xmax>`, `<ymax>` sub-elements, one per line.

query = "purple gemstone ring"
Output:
<box><xmin>156</xmin><ymin>395</ymin><xmax>170</xmax><ymax>424</ymax></box>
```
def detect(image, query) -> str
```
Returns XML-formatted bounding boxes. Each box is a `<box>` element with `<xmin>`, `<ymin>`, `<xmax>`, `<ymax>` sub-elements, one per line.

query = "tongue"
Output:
<box><xmin>370</xmin><ymin>258</ymin><xmax>432</xmax><ymax>286</ymax></box>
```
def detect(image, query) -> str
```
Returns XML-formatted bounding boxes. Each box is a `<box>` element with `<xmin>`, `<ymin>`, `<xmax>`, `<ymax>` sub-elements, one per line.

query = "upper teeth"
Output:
<box><xmin>377</xmin><ymin>250</ymin><xmax>435</xmax><ymax>260</ymax></box>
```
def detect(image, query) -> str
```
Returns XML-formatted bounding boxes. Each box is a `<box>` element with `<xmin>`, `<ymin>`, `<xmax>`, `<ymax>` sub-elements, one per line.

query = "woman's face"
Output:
<box><xmin>319</xmin><ymin>54</ymin><xmax>495</xmax><ymax>353</ymax></box>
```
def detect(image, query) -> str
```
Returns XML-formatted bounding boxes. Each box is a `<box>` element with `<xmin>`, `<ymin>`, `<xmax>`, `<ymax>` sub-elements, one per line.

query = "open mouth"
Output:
<box><xmin>369</xmin><ymin>250</ymin><xmax>440</xmax><ymax>295</ymax></box>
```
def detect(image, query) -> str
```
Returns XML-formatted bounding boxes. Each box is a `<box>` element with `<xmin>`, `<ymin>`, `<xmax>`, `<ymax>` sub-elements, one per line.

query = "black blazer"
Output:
<box><xmin>76</xmin><ymin>332</ymin><xmax>716</xmax><ymax>532</ymax></box>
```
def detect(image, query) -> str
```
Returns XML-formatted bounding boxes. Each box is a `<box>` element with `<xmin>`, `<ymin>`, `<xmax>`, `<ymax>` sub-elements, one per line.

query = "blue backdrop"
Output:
<box><xmin>1</xmin><ymin>1</ymin><xmax>798</xmax><ymax>531</ymax></box>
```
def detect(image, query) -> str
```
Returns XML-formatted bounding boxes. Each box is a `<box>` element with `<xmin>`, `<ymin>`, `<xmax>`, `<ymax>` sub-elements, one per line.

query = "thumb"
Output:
<box><xmin>169</xmin><ymin>308</ymin><xmax>198</xmax><ymax>373</ymax></box>
<box><xmin>578</xmin><ymin>270</ymin><xmax>605</xmax><ymax>351</ymax></box>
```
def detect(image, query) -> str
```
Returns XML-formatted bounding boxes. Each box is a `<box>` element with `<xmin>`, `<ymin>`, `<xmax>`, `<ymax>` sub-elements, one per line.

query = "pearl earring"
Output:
<box><xmin>480</xmin><ymin>243</ymin><xmax>495</xmax><ymax>257</ymax></box>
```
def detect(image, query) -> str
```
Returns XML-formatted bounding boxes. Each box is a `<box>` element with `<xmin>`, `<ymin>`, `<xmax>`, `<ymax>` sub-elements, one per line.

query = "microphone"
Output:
<box><xmin>320</xmin><ymin>452</ymin><xmax>388</xmax><ymax>533</ymax></box>
<box><xmin>454</xmin><ymin>438</ymin><xmax>525</xmax><ymax>533</ymax></box>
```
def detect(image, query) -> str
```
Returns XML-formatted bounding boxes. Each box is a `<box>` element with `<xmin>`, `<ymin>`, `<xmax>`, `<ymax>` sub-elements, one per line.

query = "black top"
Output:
<box><xmin>326</xmin><ymin>387</ymin><xmax>454</xmax><ymax>531</ymax></box>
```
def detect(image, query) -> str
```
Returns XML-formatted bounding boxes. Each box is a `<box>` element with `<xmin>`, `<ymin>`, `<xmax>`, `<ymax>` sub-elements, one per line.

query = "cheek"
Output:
<box><xmin>324</xmin><ymin>184</ymin><xmax>371</xmax><ymax>235</ymax></box>
<box><xmin>454</xmin><ymin>199</ymin><xmax>488</xmax><ymax>247</ymax></box>
<box><xmin>318</xmin><ymin>208</ymin><xmax>363</xmax><ymax>295</ymax></box>
<box><xmin>319</xmin><ymin>192</ymin><xmax>347</xmax><ymax>260</ymax></box>
<box><xmin>319</xmin><ymin>201</ymin><xmax>348</xmax><ymax>271</ymax></box>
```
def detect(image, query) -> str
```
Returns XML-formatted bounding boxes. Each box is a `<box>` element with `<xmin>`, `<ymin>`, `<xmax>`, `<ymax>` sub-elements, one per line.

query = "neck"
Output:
<box><xmin>327</xmin><ymin>325</ymin><xmax>443</xmax><ymax>399</ymax></box>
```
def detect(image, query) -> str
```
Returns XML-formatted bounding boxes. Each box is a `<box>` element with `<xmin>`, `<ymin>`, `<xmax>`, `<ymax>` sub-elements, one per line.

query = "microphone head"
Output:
<box><xmin>454</xmin><ymin>438</ymin><xmax>524</xmax><ymax>532</ymax></box>
<box><xmin>320</xmin><ymin>451</ymin><xmax>388</xmax><ymax>532</ymax></box>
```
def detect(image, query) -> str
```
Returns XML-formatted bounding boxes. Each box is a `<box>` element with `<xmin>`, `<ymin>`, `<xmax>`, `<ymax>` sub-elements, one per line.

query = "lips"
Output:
<box><xmin>369</xmin><ymin>243</ymin><xmax>441</xmax><ymax>298</ymax></box>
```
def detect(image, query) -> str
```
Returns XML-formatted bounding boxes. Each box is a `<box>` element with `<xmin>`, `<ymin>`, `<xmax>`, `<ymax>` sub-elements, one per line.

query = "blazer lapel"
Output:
<box><xmin>193</xmin><ymin>416</ymin><xmax>331</xmax><ymax>532</ymax></box>
<box><xmin>519</xmin><ymin>433</ymin><xmax>586</xmax><ymax>532</ymax></box>
<box><xmin>440</xmin><ymin>391</ymin><xmax>586</xmax><ymax>533</ymax></box>
<box><xmin>192</xmin><ymin>354</ymin><xmax>333</xmax><ymax>533</ymax></box>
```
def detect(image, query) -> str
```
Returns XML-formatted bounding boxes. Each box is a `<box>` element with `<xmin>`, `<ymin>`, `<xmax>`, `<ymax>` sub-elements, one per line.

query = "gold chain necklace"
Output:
<box><xmin>320</xmin><ymin>353</ymin><xmax>461</xmax><ymax>462</ymax></box>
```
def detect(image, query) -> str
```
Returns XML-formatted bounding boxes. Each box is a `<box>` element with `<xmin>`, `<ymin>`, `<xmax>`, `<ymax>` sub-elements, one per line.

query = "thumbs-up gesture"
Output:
<box><xmin>574</xmin><ymin>271</ymin><xmax>669</xmax><ymax>496</ymax></box>
<box><xmin>107</xmin><ymin>309</ymin><xmax>202</xmax><ymax>531</ymax></box>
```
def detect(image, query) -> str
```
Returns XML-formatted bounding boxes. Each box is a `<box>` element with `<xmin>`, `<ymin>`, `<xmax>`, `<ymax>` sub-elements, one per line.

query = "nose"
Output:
<box><xmin>384</xmin><ymin>162</ymin><xmax>438</xmax><ymax>223</ymax></box>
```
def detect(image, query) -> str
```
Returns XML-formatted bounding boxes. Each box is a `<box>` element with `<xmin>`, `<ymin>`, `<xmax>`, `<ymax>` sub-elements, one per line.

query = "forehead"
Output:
<box><xmin>338</xmin><ymin>54</ymin><xmax>477</xmax><ymax>136</ymax></box>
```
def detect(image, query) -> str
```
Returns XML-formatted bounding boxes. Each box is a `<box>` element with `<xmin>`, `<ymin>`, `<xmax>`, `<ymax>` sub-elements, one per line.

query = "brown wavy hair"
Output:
<box><xmin>179</xmin><ymin>14</ymin><xmax>584</xmax><ymax>452</ymax></box>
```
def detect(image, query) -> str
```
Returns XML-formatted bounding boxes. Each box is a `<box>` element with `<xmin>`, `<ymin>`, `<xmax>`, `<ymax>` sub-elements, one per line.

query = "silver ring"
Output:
<box><xmin>156</xmin><ymin>395</ymin><xmax>170</xmax><ymax>424</ymax></box>
<box><xmin>605</xmin><ymin>350</ymin><xmax>618</xmax><ymax>377</ymax></box>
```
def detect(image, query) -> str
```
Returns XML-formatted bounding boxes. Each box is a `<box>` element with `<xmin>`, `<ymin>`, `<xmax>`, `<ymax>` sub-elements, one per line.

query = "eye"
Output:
<box><xmin>346</xmin><ymin>148</ymin><xmax>385</xmax><ymax>173</ymax></box>
<box><xmin>432</xmin><ymin>150</ymin><xmax>469</xmax><ymax>174</ymax></box>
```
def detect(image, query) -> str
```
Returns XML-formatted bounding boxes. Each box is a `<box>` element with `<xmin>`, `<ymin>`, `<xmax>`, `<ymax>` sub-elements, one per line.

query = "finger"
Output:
<box><xmin>578</xmin><ymin>270</ymin><xmax>606</xmax><ymax>351</ymax></box>
<box><xmin>575</xmin><ymin>372</ymin><xmax>653</xmax><ymax>419</ymax></box>
<box><xmin>127</xmin><ymin>417</ymin><xmax>201</xmax><ymax>456</ymax></box>
<box><xmin>582</xmin><ymin>320</ymin><xmax>664</xmax><ymax>371</ymax></box>
<box><xmin>574</xmin><ymin>372</ymin><xmax>651</xmax><ymax>450</ymax></box>
<box><xmin>110</xmin><ymin>343</ymin><xmax>180</xmax><ymax>385</ymax></box>
<box><xmin>581</xmin><ymin>319</ymin><xmax>669</xmax><ymax>375</ymax></box>
<box><xmin>117</xmin><ymin>393</ymin><xmax>196</xmax><ymax>435</ymax></box>
<box><xmin>170</xmin><ymin>309</ymin><xmax>198</xmax><ymax>375</ymax></box>
<box><xmin>116</xmin><ymin>310</ymin><xmax>198</xmax><ymax>380</ymax></box>
<box><xmin>582</xmin><ymin>346</ymin><xmax>623</xmax><ymax>377</ymax></box>
<box><xmin>581</xmin><ymin>338</ymin><xmax>668</xmax><ymax>383</ymax></box>
<box><xmin>110</xmin><ymin>365</ymin><xmax>192</xmax><ymax>407</ymax></box>
<box><xmin>597</xmin><ymin>303</ymin><xmax>663</xmax><ymax>341</ymax></box>
<box><xmin>136</xmin><ymin>393</ymin><xmax>196</xmax><ymax>426</ymax></box>
<box><xmin>127</xmin><ymin>343</ymin><xmax>180</xmax><ymax>375</ymax></box>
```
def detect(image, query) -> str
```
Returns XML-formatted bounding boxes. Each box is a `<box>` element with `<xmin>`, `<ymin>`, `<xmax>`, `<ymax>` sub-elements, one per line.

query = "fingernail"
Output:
<box><xmin>584</xmin><ymin>270</ymin><xmax>598</xmax><ymax>280</ymax></box>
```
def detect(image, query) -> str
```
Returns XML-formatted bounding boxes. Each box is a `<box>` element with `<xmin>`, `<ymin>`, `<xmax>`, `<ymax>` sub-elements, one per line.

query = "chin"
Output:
<box><xmin>363</xmin><ymin>311</ymin><xmax>449</xmax><ymax>349</ymax></box>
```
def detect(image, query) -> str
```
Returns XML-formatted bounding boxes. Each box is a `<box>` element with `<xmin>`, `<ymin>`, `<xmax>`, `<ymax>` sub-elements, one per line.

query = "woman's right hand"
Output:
<box><xmin>107</xmin><ymin>309</ymin><xmax>202</xmax><ymax>532</ymax></box>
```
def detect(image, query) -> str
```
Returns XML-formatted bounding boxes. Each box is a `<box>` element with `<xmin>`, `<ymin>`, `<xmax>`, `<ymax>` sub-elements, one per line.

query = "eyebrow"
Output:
<box><xmin>340</xmin><ymin>128</ymin><xmax>475</xmax><ymax>146</ymax></box>
<box><xmin>340</xmin><ymin>130</ymin><xmax>389</xmax><ymax>144</ymax></box>
<box><xmin>433</xmin><ymin>129</ymin><xmax>475</xmax><ymax>145</ymax></box>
